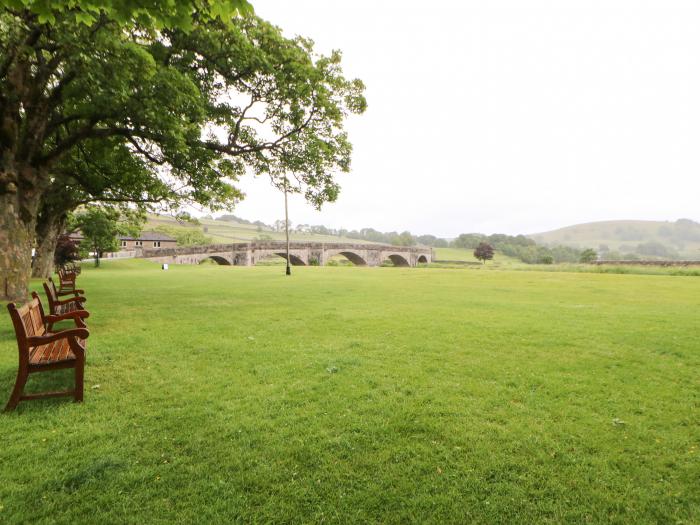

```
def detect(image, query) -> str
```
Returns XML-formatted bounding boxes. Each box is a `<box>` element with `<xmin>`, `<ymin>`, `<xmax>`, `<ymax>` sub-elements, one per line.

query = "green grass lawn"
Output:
<box><xmin>1</xmin><ymin>261</ymin><xmax>698</xmax><ymax>523</ymax></box>
<box><xmin>433</xmin><ymin>247</ymin><xmax>518</xmax><ymax>266</ymax></box>
<box><xmin>433</xmin><ymin>246</ymin><xmax>480</xmax><ymax>261</ymax></box>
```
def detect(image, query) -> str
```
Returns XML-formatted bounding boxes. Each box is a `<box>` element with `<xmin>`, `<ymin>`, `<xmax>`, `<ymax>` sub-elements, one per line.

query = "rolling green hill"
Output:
<box><xmin>529</xmin><ymin>219</ymin><xmax>700</xmax><ymax>259</ymax></box>
<box><xmin>145</xmin><ymin>214</ymin><xmax>378</xmax><ymax>245</ymax></box>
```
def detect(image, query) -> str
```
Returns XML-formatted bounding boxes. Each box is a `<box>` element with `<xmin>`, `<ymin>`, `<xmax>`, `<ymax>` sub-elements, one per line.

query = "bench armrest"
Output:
<box><xmin>46</xmin><ymin>310</ymin><xmax>90</xmax><ymax>324</ymax></box>
<box><xmin>57</xmin><ymin>289</ymin><xmax>85</xmax><ymax>296</ymax></box>
<box><xmin>56</xmin><ymin>296</ymin><xmax>86</xmax><ymax>306</ymax></box>
<box><xmin>27</xmin><ymin>327</ymin><xmax>90</xmax><ymax>347</ymax></box>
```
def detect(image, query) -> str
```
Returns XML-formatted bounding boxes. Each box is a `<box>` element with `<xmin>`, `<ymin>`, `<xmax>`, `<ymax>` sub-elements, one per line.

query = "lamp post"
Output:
<box><xmin>284</xmin><ymin>177</ymin><xmax>291</xmax><ymax>276</ymax></box>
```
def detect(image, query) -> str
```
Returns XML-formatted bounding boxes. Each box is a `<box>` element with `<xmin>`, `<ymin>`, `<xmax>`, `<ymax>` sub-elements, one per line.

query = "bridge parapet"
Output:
<box><xmin>140</xmin><ymin>241</ymin><xmax>432</xmax><ymax>267</ymax></box>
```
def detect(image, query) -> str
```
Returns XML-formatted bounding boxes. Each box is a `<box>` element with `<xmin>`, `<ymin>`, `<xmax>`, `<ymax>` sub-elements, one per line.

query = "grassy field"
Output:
<box><xmin>1</xmin><ymin>261</ymin><xmax>698</xmax><ymax>523</ymax></box>
<box><xmin>432</xmin><ymin>247</ymin><xmax>480</xmax><ymax>262</ymax></box>
<box><xmin>432</xmin><ymin>248</ymin><xmax>700</xmax><ymax>276</ymax></box>
<box><xmin>433</xmin><ymin>247</ymin><xmax>518</xmax><ymax>266</ymax></box>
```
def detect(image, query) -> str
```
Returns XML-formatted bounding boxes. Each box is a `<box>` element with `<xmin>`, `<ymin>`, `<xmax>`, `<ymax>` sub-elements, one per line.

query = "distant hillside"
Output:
<box><xmin>145</xmin><ymin>214</ymin><xmax>377</xmax><ymax>245</ymax></box>
<box><xmin>529</xmin><ymin>219</ymin><xmax>700</xmax><ymax>259</ymax></box>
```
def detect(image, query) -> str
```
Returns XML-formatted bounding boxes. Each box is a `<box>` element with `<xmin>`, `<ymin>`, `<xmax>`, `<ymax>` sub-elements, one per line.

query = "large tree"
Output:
<box><xmin>0</xmin><ymin>5</ymin><xmax>366</xmax><ymax>299</ymax></box>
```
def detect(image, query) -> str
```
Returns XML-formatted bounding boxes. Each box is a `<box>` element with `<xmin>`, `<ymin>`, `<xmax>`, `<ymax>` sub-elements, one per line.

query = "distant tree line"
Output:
<box><xmin>216</xmin><ymin>214</ymin><xmax>272</xmax><ymax>231</ymax></box>
<box><xmin>215</xmin><ymin>214</ymin><xmax>700</xmax><ymax>262</ymax></box>
<box><xmin>215</xmin><ymin>214</ymin><xmax>599</xmax><ymax>264</ymax></box>
<box><xmin>220</xmin><ymin>214</ymin><xmax>588</xmax><ymax>262</ymax></box>
<box><xmin>598</xmin><ymin>242</ymin><xmax>683</xmax><ymax>261</ymax></box>
<box><xmin>451</xmin><ymin>233</ymin><xmax>588</xmax><ymax>264</ymax></box>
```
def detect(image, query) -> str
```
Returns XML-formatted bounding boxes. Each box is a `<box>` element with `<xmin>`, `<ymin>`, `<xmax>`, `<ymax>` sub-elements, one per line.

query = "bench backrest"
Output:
<box><xmin>43</xmin><ymin>278</ymin><xmax>59</xmax><ymax>311</ymax></box>
<box><xmin>7</xmin><ymin>295</ymin><xmax>47</xmax><ymax>364</ymax></box>
<box><xmin>65</xmin><ymin>263</ymin><xmax>81</xmax><ymax>275</ymax></box>
<box><xmin>57</xmin><ymin>268</ymin><xmax>77</xmax><ymax>285</ymax></box>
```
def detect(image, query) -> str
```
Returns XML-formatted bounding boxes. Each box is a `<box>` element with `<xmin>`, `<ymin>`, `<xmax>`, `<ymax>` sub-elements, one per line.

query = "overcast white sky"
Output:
<box><xmin>227</xmin><ymin>0</ymin><xmax>700</xmax><ymax>237</ymax></box>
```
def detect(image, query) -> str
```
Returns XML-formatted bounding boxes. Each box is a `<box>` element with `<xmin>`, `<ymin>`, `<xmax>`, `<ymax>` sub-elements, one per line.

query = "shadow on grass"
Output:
<box><xmin>0</xmin><ymin>366</ymin><xmax>80</xmax><ymax>414</ymax></box>
<box><xmin>41</xmin><ymin>455</ymin><xmax>128</xmax><ymax>494</ymax></box>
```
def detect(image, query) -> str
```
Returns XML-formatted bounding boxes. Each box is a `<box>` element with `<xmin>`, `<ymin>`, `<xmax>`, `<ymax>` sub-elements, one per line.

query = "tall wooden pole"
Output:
<box><xmin>284</xmin><ymin>177</ymin><xmax>291</xmax><ymax>276</ymax></box>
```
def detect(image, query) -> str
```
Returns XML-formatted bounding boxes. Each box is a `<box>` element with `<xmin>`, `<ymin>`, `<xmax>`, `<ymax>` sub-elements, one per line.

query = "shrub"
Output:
<box><xmin>54</xmin><ymin>234</ymin><xmax>81</xmax><ymax>267</ymax></box>
<box><xmin>579</xmin><ymin>248</ymin><xmax>597</xmax><ymax>263</ymax></box>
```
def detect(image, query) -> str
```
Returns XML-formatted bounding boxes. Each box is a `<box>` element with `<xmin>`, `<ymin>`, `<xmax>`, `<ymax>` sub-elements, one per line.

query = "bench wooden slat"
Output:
<box><xmin>29</xmin><ymin>338</ymin><xmax>81</xmax><ymax>365</ymax></box>
<box><xmin>30</xmin><ymin>341</ymin><xmax>51</xmax><ymax>363</ymax></box>
<box><xmin>48</xmin><ymin>339</ymin><xmax>66</xmax><ymax>362</ymax></box>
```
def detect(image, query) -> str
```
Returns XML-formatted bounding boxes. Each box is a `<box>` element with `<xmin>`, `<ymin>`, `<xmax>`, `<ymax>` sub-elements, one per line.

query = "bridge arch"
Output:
<box><xmin>274</xmin><ymin>253</ymin><xmax>307</xmax><ymax>266</ymax></box>
<box><xmin>417</xmin><ymin>255</ymin><xmax>428</xmax><ymax>264</ymax></box>
<box><xmin>385</xmin><ymin>254</ymin><xmax>410</xmax><ymax>267</ymax></box>
<box><xmin>339</xmin><ymin>251</ymin><xmax>367</xmax><ymax>266</ymax></box>
<box><xmin>326</xmin><ymin>251</ymin><xmax>368</xmax><ymax>266</ymax></box>
<box><xmin>200</xmin><ymin>255</ymin><xmax>231</xmax><ymax>265</ymax></box>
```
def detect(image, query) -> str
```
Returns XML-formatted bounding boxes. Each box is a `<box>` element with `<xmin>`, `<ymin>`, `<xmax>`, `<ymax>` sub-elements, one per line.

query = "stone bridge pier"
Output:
<box><xmin>141</xmin><ymin>241</ymin><xmax>433</xmax><ymax>268</ymax></box>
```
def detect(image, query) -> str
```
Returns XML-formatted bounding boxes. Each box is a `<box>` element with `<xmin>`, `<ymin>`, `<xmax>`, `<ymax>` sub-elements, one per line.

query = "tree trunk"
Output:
<box><xmin>31</xmin><ymin>209</ymin><xmax>66</xmax><ymax>279</ymax></box>
<box><xmin>0</xmin><ymin>192</ymin><xmax>37</xmax><ymax>302</ymax></box>
<box><xmin>1</xmin><ymin>161</ymin><xmax>48</xmax><ymax>302</ymax></box>
<box><xmin>31</xmin><ymin>231</ymin><xmax>56</xmax><ymax>278</ymax></box>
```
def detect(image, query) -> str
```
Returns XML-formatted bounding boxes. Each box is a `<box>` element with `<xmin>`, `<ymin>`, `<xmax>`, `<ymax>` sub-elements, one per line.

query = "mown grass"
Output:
<box><xmin>1</xmin><ymin>261</ymin><xmax>698</xmax><ymax>524</ymax></box>
<box><xmin>432</xmin><ymin>247</ymin><xmax>518</xmax><ymax>266</ymax></box>
<box><xmin>433</xmin><ymin>247</ymin><xmax>700</xmax><ymax>276</ymax></box>
<box><xmin>516</xmin><ymin>263</ymin><xmax>700</xmax><ymax>277</ymax></box>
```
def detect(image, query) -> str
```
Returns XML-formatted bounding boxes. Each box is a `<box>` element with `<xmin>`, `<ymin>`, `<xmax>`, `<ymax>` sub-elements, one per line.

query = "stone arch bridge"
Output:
<box><xmin>140</xmin><ymin>241</ymin><xmax>432</xmax><ymax>267</ymax></box>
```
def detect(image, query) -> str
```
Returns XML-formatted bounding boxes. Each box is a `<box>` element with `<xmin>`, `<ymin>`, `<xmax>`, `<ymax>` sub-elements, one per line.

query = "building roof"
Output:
<box><xmin>118</xmin><ymin>231</ymin><xmax>176</xmax><ymax>242</ymax></box>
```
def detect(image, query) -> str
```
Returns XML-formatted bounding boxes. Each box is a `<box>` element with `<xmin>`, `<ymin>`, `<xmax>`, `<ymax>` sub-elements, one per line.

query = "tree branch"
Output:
<box><xmin>126</xmin><ymin>136</ymin><xmax>166</xmax><ymax>165</ymax></box>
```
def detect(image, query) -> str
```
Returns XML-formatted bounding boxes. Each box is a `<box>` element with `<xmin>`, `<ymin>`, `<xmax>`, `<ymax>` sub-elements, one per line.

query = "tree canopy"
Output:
<box><xmin>473</xmin><ymin>242</ymin><xmax>495</xmax><ymax>264</ymax></box>
<box><xmin>0</xmin><ymin>3</ymin><xmax>366</xmax><ymax>300</ymax></box>
<box><xmin>0</xmin><ymin>0</ymin><xmax>253</xmax><ymax>28</ymax></box>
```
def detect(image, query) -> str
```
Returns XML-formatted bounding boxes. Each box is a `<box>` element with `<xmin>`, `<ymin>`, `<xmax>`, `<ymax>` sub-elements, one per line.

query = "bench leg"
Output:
<box><xmin>74</xmin><ymin>360</ymin><xmax>84</xmax><ymax>403</ymax></box>
<box><xmin>5</xmin><ymin>369</ymin><xmax>28</xmax><ymax>412</ymax></box>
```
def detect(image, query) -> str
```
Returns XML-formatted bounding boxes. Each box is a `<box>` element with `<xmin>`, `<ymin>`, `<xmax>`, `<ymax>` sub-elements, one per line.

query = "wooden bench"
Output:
<box><xmin>57</xmin><ymin>267</ymin><xmax>78</xmax><ymax>293</ymax></box>
<box><xmin>43</xmin><ymin>277</ymin><xmax>86</xmax><ymax>323</ymax></box>
<box><xmin>64</xmin><ymin>262</ymin><xmax>81</xmax><ymax>275</ymax></box>
<box><xmin>5</xmin><ymin>293</ymin><xmax>90</xmax><ymax>411</ymax></box>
